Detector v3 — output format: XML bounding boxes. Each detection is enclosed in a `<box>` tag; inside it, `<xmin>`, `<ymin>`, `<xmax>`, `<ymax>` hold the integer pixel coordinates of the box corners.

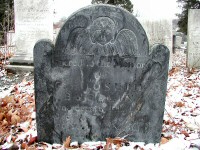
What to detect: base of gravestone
<box><xmin>6</xmin><ymin>52</ymin><xmax>34</xmax><ymax>72</ymax></box>
<box><xmin>5</xmin><ymin>65</ymin><xmax>34</xmax><ymax>73</ymax></box>
<box><xmin>9</xmin><ymin>53</ymin><xmax>33</xmax><ymax>65</ymax></box>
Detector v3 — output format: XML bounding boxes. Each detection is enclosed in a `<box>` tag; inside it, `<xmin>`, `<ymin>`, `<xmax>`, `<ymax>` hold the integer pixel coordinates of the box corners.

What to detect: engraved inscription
<box><xmin>34</xmin><ymin>4</ymin><xmax>169</xmax><ymax>144</ymax></box>
<box><xmin>14</xmin><ymin>0</ymin><xmax>53</xmax><ymax>63</ymax></box>
<box><xmin>61</xmin><ymin>55</ymin><xmax>144</xmax><ymax>68</ymax></box>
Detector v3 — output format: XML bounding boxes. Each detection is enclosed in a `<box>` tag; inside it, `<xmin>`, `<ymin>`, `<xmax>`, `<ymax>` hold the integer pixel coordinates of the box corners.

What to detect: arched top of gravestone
<box><xmin>54</xmin><ymin>4</ymin><xmax>149</xmax><ymax>59</ymax></box>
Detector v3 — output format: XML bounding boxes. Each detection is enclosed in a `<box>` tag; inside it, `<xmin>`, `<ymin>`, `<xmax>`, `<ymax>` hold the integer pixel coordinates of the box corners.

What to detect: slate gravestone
<box><xmin>187</xmin><ymin>9</ymin><xmax>200</xmax><ymax>68</ymax></box>
<box><xmin>34</xmin><ymin>5</ymin><xmax>169</xmax><ymax>144</ymax></box>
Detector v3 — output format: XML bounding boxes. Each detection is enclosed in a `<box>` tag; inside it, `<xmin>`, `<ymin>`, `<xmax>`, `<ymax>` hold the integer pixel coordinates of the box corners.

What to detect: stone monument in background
<box><xmin>139</xmin><ymin>19</ymin><xmax>173</xmax><ymax>70</ymax></box>
<box><xmin>8</xmin><ymin>0</ymin><xmax>53</xmax><ymax>69</ymax></box>
<box><xmin>187</xmin><ymin>9</ymin><xmax>200</xmax><ymax>69</ymax></box>
<box><xmin>174</xmin><ymin>36</ymin><xmax>182</xmax><ymax>49</ymax></box>
<box><xmin>34</xmin><ymin>5</ymin><xmax>169</xmax><ymax>144</ymax></box>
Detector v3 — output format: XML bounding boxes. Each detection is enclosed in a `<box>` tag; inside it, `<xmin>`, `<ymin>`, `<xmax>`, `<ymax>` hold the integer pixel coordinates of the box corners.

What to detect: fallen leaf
<box><xmin>63</xmin><ymin>136</ymin><xmax>71</xmax><ymax>148</ymax></box>
<box><xmin>112</xmin><ymin>138</ymin><xmax>123</xmax><ymax>145</ymax></box>
<box><xmin>174</xmin><ymin>102</ymin><xmax>185</xmax><ymax>107</ymax></box>
<box><xmin>0</xmin><ymin>112</ymin><xmax>4</xmax><ymax>121</ymax></box>
<box><xmin>181</xmin><ymin>130</ymin><xmax>190</xmax><ymax>137</ymax></box>
<box><xmin>104</xmin><ymin>138</ymin><xmax>113</xmax><ymax>150</ymax></box>
<box><xmin>133</xmin><ymin>145</ymin><xmax>144</xmax><ymax>150</ymax></box>
<box><xmin>11</xmin><ymin>136</ymin><xmax>17</xmax><ymax>142</ymax></box>
<box><xmin>11</xmin><ymin>114</ymin><xmax>20</xmax><ymax>125</ymax></box>
<box><xmin>169</xmin><ymin>67</ymin><xmax>179</xmax><ymax>76</ymax></box>
<box><xmin>184</xmin><ymin>93</ymin><xmax>192</xmax><ymax>97</ymax></box>
<box><xmin>160</xmin><ymin>137</ymin><xmax>169</xmax><ymax>145</ymax></box>
<box><xmin>2</xmin><ymin>119</ymin><xmax>8</xmax><ymax>126</ymax></box>
<box><xmin>26</xmin><ymin>81</ymin><xmax>32</xmax><ymax>86</ymax></box>
<box><xmin>28</xmin><ymin>134</ymin><xmax>37</xmax><ymax>145</ymax></box>
<box><xmin>21</xmin><ymin>142</ymin><xmax>28</xmax><ymax>149</ymax></box>
<box><xmin>5</xmin><ymin>113</ymin><xmax>11</xmax><ymax>124</ymax></box>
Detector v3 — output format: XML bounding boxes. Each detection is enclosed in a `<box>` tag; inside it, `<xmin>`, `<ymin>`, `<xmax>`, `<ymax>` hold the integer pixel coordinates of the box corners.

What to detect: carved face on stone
<box><xmin>89</xmin><ymin>17</ymin><xmax>115</xmax><ymax>45</ymax></box>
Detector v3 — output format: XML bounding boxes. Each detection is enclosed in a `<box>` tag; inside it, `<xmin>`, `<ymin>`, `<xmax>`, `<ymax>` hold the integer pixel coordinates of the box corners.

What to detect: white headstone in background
<box><xmin>7</xmin><ymin>31</ymin><xmax>15</xmax><ymax>47</ymax></box>
<box><xmin>175</xmin><ymin>36</ymin><xmax>182</xmax><ymax>48</ymax></box>
<box><xmin>187</xmin><ymin>9</ymin><xmax>200</xmax><ymax>69</ymax></box>
<box><xmin>11</xmin><ymin>0</ymin><xmax>53</xmax><ymax>64</ymax></box>
<box><xmin>139</xmin><ymin>19</ymin><xmax>173</xmax><ymax>69</ymax></box>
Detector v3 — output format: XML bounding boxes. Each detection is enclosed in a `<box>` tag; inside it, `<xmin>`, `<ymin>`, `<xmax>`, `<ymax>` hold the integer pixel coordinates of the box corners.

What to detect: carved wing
<box><xmin>34</xmin><ymin>40</ymin><xmax>54</xmax><ymax>143</ymax></box>
<box><xmin>114</xmin><ymin>29</ymin><xmax>138</xmax><ymax>56</ymax></box>
<box><xmin>140</xmin><ymin>44</ymin><xmax>170</xmax><ymax>87</ymax></box>
<box><xmin>65</xmin><ymin>27</ymin><xmax>96</xmax><ymax>55</ymax></box>
<box><xmin>151</xmin><ymin>44</ymin><xmax>169</xmax><ymax>64</ymax></box>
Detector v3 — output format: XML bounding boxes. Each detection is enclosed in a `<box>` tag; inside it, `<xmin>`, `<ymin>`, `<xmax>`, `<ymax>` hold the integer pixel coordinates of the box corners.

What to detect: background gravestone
<box><xmin>34</xmin><ymin>4</ymin><xmax>169</xmax><ymax>144</ymax></box>
<box><xmin>187</xmin><ymin>9</ymin><xmax>200</xmax><ymax>69</ymax></box>
<box><xmin>174</xmin><ymin>36</ymin><xmax>182</xmax><ymax>49</ymax></box>
<box><xmin>10</xmin><ymin>0</ymin><xmax>53</xmax><ymax>65</ymax></box>
<box><xmin>139</xmin><ymin>19</ymin><xmax>173</xmax><ymax>70</ymax></box>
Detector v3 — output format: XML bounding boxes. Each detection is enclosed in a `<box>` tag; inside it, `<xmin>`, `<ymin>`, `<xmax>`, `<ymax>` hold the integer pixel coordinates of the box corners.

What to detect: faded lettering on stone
<box><xmin>34</xmin><ymin>4</ymin><xmax>169</xmax><ymax>144</ymax></box>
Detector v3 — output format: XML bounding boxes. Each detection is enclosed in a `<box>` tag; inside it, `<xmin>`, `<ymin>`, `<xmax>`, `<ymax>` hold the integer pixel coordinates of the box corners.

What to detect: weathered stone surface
<box><xmin>174</xmin><ymin>36</ymin><xmax>182</xmax><ymax>48</ymax></box>
<box><xmin>187</xmin><ymin>9</ymin><xmax>200</xmax><ymax>68</ymax></box>
<box><xmin>139</xmin><ymin>19</ymin><xmax>173</xmax><ymax>70</ymax></box>
<box><xmin>10</xmin><ymin>0</ymin><xmax>53</xmax><ymax>64</ymax></box>
<box><xmin>34</xmin><ymin>5</ymin><xmax>169</xmax><ymax>144</ymax></box>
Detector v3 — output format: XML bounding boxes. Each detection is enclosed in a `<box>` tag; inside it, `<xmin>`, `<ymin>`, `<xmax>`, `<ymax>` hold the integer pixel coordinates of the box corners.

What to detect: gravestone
<box><xmin>187</xmin><ymin>9</ymin><xmax>200</xmax><ymax>68</ymax></box>
<box><xmin>174</xmin><ymin>36</ymin><xmax>182</xmax><ymax>49</ymax></box>
<box><xmin>10</xmin><ymin>0</ymin><xmax>53</xmax><ymax>64</ymax></box>
<box><xmin>139</xmin><ymin>19</ymin><xmax>173</xmax><ymax>70</ymax></box>
<box><xmin>7</xmin><ymin>31</ymin><xmax>15</xmax><ymax>47</ymax></box>
<box><xmin>34</xmin><ymin>5</ymin><xmax>170</xmax><ymax>144</ymax></box>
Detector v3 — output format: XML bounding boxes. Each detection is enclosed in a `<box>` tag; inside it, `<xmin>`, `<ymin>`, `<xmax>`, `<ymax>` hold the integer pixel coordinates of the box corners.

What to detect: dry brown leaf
<box><xmin>168</xmin><ymin>67</ymin><xmax>179</xmax><ymax>76</ymax></box>
<box><xmin>175</xmin><ymin>102</ymin><xmax>185</xmax><ymax>107</ymax></box>
<box><xmin>7</xmin><ymin>108</ymin><xmax>14</xmax><ymax>116</ymax></box>
<box><xmin>3</xmin><ymin>96</ymin><xmax>14</xmax><ymax>103</ymax></box>
<box><xmin>183</xmin><ymin>93</ymin><xmax>192</xmax><ymax>97</ymax></box>
<box><xmin>5</xmin><ymin>114</ymin><xmax>11</xmax><ymax>124</ymax></box>
<box><xmin>11</xmin><ymin>136</ymin><xmax>17</xmax><ymax>142</ymax></box>
<box><xmin>21</xmin><ymin>142</ymin><xmax>28</xmax><ymax>149</ymax></box>
<box><xmin>26</xmin><ymin>81</ymin><xmax>32</xmax><ymax>86</ymax></box>
<box><xmin>104</xmin><ymin>138</ymin><xmax>113</xmax><ymax>150</ymax></box>
<box><xmin>1</xmin><ymin>97</ymin><xmax>12</xmax><ymax>107</ymax></box>
<box><xmin>13</xmin><ymin>86</ymin><xmax>20</xmax><ymax>94</ymax></box>
<box><xmin>104</xmin><ymin>137</ymin><xmax>129</xmax><ymax>149</ymax></box>
<box><xmin>0</xmin><ymin>112</ymin><xmax>4</xmax><ymax>121</ymax></box>
<box><xmin>1</xmin><ymin>101</ymin><xmax>7</xmax><ymax>107</ymax></box>
<box><xmin>133</xmin><ymin>145</ymin><xmax>144</xmax><ymax>150</ymax></box>
<box><xmin>11</xmin><ymin>114</ymin><xmax>20</xmax><ymax>125</ymax></box>
<box><xmin>28</xmin><ymin>134</ymin><xmax>37</xmax><ymax>145</ymax></box>
<box><xmin>18</xmin><ymin>98</ymin><xmax>24</xmax><ymax>106</ymax></box>
<box><xmin>160</xmin><ymin>137</ymin><xmax>169</xmax><ymax>145</ymax></box>
<box><xmin>20</xmin><ymin>106</ymin><xmax>30</xmax><ymax>116</ymax></box>
<box><xmin>181</xmin><ymin>130</ymin><xmax>190</xmax><ymax>137</ymax></box>
<box><xmin>63</xmin><ymin>136</ymin><xmax>71</xmax><ymax>148</ymax></box>
<box><xmin>112</xmin><ymin>138</ymin><xmax>123</xmax><ymax>145</ymax></box>
<box><xmin>2</xmin><ymin>119</ymin><xmax>8</xmax><ymax>126</ymax></box>
<box><xmin>27</xmin><ymin>96</ymin><xmax>34</xmax><ymax>103</ymax></box>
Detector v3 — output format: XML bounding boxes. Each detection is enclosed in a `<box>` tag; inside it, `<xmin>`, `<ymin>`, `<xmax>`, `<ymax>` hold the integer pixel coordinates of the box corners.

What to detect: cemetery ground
<box><xmin>0</xmin><ymin>50</ymin><xmax>200</xmax><ymax>150</ymax></box>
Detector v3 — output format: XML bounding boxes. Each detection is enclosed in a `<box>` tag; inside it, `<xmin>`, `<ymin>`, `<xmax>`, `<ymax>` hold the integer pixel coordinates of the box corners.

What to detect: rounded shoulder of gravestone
<box><xmin>53</xmin><ymin>4</ymin><xmax>150</xmax><ymax>57</ymax></box>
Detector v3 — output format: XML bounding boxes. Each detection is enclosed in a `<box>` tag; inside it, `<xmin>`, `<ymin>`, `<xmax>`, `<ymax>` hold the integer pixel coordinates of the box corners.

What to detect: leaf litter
<box><xmin>0</xmin><ymin>50</ymin><xmax>200</xmax><ymax>150</ymax></box>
